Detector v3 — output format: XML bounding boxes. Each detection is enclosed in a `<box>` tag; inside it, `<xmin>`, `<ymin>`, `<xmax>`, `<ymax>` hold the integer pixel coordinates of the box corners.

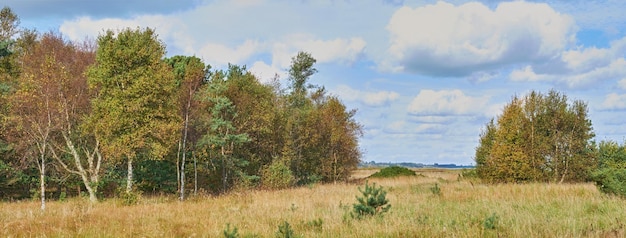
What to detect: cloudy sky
<box><xmin>7</xmin><ymin>0</ymin><xmax>626</xmax><ymax>165</ymax></box>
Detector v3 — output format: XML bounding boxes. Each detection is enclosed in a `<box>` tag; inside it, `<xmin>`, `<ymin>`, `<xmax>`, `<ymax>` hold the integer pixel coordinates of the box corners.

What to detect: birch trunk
<box><xmin>180</xmin><ymin>91</ymin><xmax>192</xmax><ymax>200</ymax></box>
<box><xmin>39</xmin><ymin>151</ymin><xmax>46</xmax><ymax>211</ymax></box>
<box><xmin>126</xmin><ymin>157</ymin><xmax>134</xmax><ymax>193</ymax></box>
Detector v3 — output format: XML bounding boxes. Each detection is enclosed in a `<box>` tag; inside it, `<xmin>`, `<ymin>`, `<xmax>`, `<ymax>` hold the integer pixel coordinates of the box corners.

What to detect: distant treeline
<box><xmin>360</xmin><ymin>161</ymin><xmax>474</xmax><ymax>169</ymax></box>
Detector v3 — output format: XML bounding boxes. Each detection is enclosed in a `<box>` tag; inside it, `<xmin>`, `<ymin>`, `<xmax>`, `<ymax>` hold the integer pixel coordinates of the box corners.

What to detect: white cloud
<box><xmin>60</xmin><ymin>0</ymin><xmax>366</xmax><ymax>68</ymax></box>
<box><xmin>197</xmin><ymin>40</ymin><xmax>261</xmax><ymax>67</ymax></box>
<box><xmin>510</xmin><ymin>36</ymin><xmax>626</xmax><ymax>88</ymax></box>
<box><xmin>248</xmin><ymin>61</ymin><xmax>287</xmax><ymax>84</ymax></box>
<box><xmin>468</xmin><ymin>71</ymin><xmax>499</xmax><ymax>83</ymax></box>
<box><xmin>510</xmin><ymin>65</ymin><xmax>551</xmax><ymax>82</ymax></box>
<box><xmin>59</xmin><ymin>15</ymin><xmax>199</xmax><ymax>57</ymax></box>
<box><xmin>601</xmin><ymin>93</ymin><xmax>626</xmax><ymax>110</ymax></box>
<box><xmin>384</xmin><ymin>121</ymin><xmax>446</xmax><ymax>135</ymax></box>
<box><xmin>407</xmin><ymin>89</ymin><xmax>490</xmax><ymax>116</ymax></box>
<box><xmin>271</xmin><ymin>34</ymin><xmax>366</xmax><ymax>68</ymax></box>
<box><xmin>385</xmin><ymin>1</ymin><xmax>576</xmax><ymax>76</ymax></box>
<box><xmin>618</xmin><ymin>79</ymin><xmax>626</xmax><ymax>90</ymax></box>
<box><xmin>334</xmin><ymin>85</ymin><xmax>399</xmax><ymax>107</ymax></box>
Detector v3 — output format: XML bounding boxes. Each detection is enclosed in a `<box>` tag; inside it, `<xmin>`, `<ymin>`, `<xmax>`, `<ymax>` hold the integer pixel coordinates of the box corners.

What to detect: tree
<box><xmin>0</xmin><ymin>7</ymin><xmax>19</xmax><ymax>197</ymax></box>
<box><xmin>87</xmin><ymin>28</ymin><xmax>180</xmax><ymax>193</ymax></box>
<box><xmin>590</xmin><ymin>140</ymin><xmax>626</xmax><ymax>197</ymax></box>
<box><xmin>0</xmin><ymin>6</ymin><xmax>20</xmax><ymax>151</ymax></box>
<box><xmin>475</xmin><ymin>119</ymin><xmax>496</xmax><ymax>179</ymax></box>
<box><xmin>318</xmin><ymin>96</ymin><xmax>362</xmax><ymax>182</ymax></box>
<box><xmin>475</xmin><ymin>90</ymin><xmax>595</xmax><ymax>183</ymax></box>
<box><xmin>486</xmin><ymin>97</ymin><xmax>534</xmax><ymax>182</ymax></box>
<box><xmin>197</xmin><ymin>66</ymin><xmax>249</xmax><ymax>193</ymax></box>
<box><xmin>164</xmin><ymin>55</ymin><xmax>207</xmax><ymax>200</ymax></box>
<box><xmin>6</xmin><ymin>32</ymin><xmax>100</xmax><ymax>206</ymax></box>
<box><xmin>283</xmin><ymin>52</ymin><xmax>318</xmax><ymax>183</ymax></box>
<box><xmin>222</xmin><ymin>65</ymin><xmax>278</xmax><ymax>178</ymax></box>
<box><xmin>6</xmin><ymin>31</ymin><xmax>63</xmax><ymax>210</ymax></box>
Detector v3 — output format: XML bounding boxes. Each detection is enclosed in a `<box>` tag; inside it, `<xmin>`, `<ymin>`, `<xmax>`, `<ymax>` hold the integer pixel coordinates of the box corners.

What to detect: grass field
<box><xmin>1</xmin><ymin>168</ymin><xmax>625</xmax><ymax>237</ymax></box>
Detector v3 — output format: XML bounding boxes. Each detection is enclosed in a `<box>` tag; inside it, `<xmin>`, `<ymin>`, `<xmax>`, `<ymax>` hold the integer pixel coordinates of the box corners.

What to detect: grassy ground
<box><xmin>1</xmin><ymin>169</ymin><xmax>625</xmax><ymax>237</ymax></box>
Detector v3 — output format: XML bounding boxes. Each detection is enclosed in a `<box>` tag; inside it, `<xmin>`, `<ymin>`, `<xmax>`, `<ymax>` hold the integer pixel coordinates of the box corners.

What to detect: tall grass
<box><xmin>1</xmin><ymin>169</ymin><xmax>624</xmax><ymax>237</ymax></box>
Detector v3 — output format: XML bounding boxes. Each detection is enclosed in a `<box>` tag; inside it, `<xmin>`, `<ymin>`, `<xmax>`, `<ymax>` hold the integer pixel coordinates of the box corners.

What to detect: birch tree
<box><xmin>165</xmin><ymin>55</ymin><xmax>207</xmax><ymax>200</ymax></box>
<box><xmin>7</xmin><ymin>32</ymin><xmax>62</xmax><ymax>211</ymax></box>
<box><xmin>87</xmin><ymin>28</ymin><xmax>180</xmax><ymax>193</ymax></box>
<box><xmin>475</xmin><ymin>90</ymin><xmax>595</xmax><ymax>183</ymax></box>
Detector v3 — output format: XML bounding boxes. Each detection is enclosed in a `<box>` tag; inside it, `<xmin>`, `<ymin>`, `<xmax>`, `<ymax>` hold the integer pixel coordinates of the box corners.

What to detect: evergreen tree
<box><xmin>197</xmin><ymin>66</ymin><xmax>249</xmax><ymax>193</ymax></box>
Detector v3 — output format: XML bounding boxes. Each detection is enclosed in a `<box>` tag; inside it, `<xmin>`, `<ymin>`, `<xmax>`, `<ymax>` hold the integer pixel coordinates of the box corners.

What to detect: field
<box><xmin>1</xmin><ymin>168</ymin><xmax>625</xmax><ymax>237</ymax></box>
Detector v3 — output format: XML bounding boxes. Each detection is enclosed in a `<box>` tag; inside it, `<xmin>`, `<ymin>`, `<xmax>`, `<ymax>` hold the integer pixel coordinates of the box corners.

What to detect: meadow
<box><xmin>1</xmin><ymin>168</ymin><xmax>625</xmax><ymax>237</ymax></box>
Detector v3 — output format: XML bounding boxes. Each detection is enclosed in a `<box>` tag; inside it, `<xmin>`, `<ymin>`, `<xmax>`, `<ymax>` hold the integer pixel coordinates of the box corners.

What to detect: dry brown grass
<box><xmin>1</xmin><ymin>169</ymin><xmax>625</xmax><ymax>237</ymax></box>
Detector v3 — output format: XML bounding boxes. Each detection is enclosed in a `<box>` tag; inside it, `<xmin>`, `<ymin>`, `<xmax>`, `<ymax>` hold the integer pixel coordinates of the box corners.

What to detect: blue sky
<box><xmin>7</xmin><ymin>0</ymin><xmax>626</xmax><ymax>165</ymax></box>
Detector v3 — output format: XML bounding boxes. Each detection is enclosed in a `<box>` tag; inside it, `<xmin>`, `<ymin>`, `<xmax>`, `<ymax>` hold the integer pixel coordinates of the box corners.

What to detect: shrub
<box><xmin>591</xmin><ymin>168</ymin><xmax>626</xmax><ymax>197</ymax></box>
<box><xmin>305</xmin><ymin>218</ymin><xmax>323</xmax><ymax>231</ymax></box>
<box><xmin>275</xmin><ymin>221</ymin><xmax>296</xmax><ymax>238</ymax></box>
<box><xmin>352</xmin><ymin>181</ymin><xmax>391</xmax><ymax>219</ymax></box>
<box><xmin>369</xmin><ymin>166</ymin><xmax>416</xmax><ymax>178</ymax></box>
<box><xmin>483</xmin><ymin>213</ymin><xmax>498</xmax><ymax>230</ymax></box>
<box><xmin>223</xmin><ymin>223</ymin><xmax>239</xmax><ymax>238</ymax></box>
<box><xmin>261</xmin><ymin>159</ymin><xmax>295</xmax><ymax>190</ymax></box>
<box><xmin>117</xmin><ymin>188</ymin><xmax>142</xmax><ymax>206</ymax></box>
<box><xmin>430</xmin><ymin>183</ymin><xmax>441</xmax><ymax>196</ymax></box>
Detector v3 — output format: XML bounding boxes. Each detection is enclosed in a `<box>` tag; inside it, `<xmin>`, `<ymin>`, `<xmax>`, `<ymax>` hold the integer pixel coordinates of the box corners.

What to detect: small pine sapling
<box><xmin>223</xmin><ymin>223</ymin><xmax>239</xmax><ymax>238</ymax></box>
<box><xmin>276</xmin><ymin>221</ymin><xmax>296</xmax><ymax>238</ymax></box>
<box><xmin>352</xmin><ymin>181</ymin><xmax>391</xmax><ymax>219</ymax></box>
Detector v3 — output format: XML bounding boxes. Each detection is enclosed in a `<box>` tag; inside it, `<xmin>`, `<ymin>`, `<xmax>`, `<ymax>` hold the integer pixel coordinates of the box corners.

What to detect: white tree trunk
<box><xmin>194</xmin><ymin>152</ymin><xmax>197</xmax><ymax>196</ymax></box>
<box><xmin>126</xmin><ymin>157</ymin><xmax>133</xmax><ymax>193</ymax></box>
<box><xmin>40</xmin><ymin>154</ymin><xmax>45</xmax><ymax>211</ymax></box>
<box><xmin>180</xmin><ymin>95</ymin><xmax>191</xmax><ymax>200</ymax></box>
<box><xmin>51</xmin><ymin>134</ymin><xmax>102</xmax><ymax>203</ymax></box>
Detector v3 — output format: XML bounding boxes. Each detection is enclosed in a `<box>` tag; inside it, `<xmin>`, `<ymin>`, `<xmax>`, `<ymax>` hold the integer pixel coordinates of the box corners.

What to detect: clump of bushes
<box><xmin>370</xmin><ymin>166</ymin><xmax>416</xmax><ymax>178</ymax></box>
<box><xmin>591</xmin><ymin>168</ymin><xmax>626</xmax><ymax>198</ymax></box>
<box><xmin>261</xmin><ymin>159</ymin><xmax>295</xmax><ymax>190</ymax></box>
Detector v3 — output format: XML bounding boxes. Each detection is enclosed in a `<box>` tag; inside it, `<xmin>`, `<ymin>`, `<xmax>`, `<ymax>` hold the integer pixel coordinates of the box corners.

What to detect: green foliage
<box><xmin>370</xmin><ymin>166</ymin><xmax>416</xmax><ymax>178</ymax></box>
<box><xmin>591</xmin><ymin>168</ymin><xmax>626</xmax><ymax>197</ymax></box>
<box><xmin>305</xmin><ymin>218</ymin><xmax>323</xmax><ymax>231</ymax></box>
<box><xmin>87</xmin><ymin>27</ymin><xmax>180</xmax><ymax>192</ymax></box>
<box><xmin>135</xmin><ymin>160</ymin><xmax>177</xmax><ymax>194</ymax></box>
<box><xmin>483</xmin><ymin>213</ymin><xmax>499</xmax><ymax>230</ymax></box>
<box><xmin>197</xmin><ymin>66</ymin><xmax>251</xmax><ymax>193</ymax></box>
<box><xmin>591</xmin><ymin>140</ymin><xmax>626</xmax><ymax>197</ymax></box>
<box><xmin>275</xmin><ymin>221</ymin><xmax>297</xmax><ymax>238</ymax></box>
<box><xmin>261</xmin><ymin>159</ymin><xmax>294</xmax><ymax>190</ymax></box>
<box><xmin>117</xmin><ymin>187</ymin><xmax>142</xmax><ymax>206</ymax></box>
<box><xmin>59</xmin><ymin>191</ymin><xmax>67</xmax><ymax>202</ymax></box>
<box><xmin>223</xmin><ymin>223</ymin><xmax>239</xmax><ymax>238</ymax></box>
<box><xmin>352</xmin><ymin>181</ymin><xmax>391</xmax><ymax>219</ymax></box>
<box><xmin>476</xmin><ymin>90</ymin><xmax>596</xmax><ymax>183</ymax></box>
<box><xmin>430</xmin><ymin>183</ymin><xmax>441</xmax><ymax>196</ymax></box>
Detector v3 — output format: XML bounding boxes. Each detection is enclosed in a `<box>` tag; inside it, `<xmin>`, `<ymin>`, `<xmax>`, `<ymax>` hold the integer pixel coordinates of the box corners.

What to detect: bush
<box><xmin>275</xmin><ymin>221</ymin><xmax>297</xmax><ymax>238</ymax></box>
<box><xmin>261</xmin><ymin>159</ymin><xmax>295</xmax><ymax>190</ymax></box>
<box><xmin>117</xmin><ymin>188</ymin><xmax>142</xmax><ymax>206</ymax></box>
<box><xmin>483</xmin><ymin>213</ymin><xmax>498</xmax><ymax>230</ymax></box>
<box><xmin>352</xmin><ymin>181</ymin><xmax>391</xmax><ymax>219</ymax></box>
<box><xmin>223</xmin><ymin>223</ymin><xmax>239</xmax><ymax>238</ymax></box>
<box><xmin>370</xmin><ymin>166</ymin><xmax>416</xmax><ymax>178</ymax></box>
<box><xmin>591</xmin><ymin>168</ymin><xmax>626</xmax><ymax>197</ymax></box>
<box><xmin>430</xmin><ymin>183</ymin><xmax>441</xmax><ymax>196</ymax></box>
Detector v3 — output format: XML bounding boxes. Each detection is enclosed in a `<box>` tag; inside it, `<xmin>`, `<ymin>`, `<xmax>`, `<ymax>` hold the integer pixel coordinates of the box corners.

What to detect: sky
<box><xmin>6</xmin><ymin>0</ymin><xmax>626</xmax><ymax>165</ymax></box>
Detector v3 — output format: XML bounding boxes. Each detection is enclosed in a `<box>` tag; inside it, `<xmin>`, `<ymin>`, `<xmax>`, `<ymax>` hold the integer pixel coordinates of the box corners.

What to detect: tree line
<box><xmin>475</xmin><ymin>89</ymin><xmax>626</xmax><ymax>195</ymax></box>
<box><xmin>0</xmin><ymin>7</ymin><xmax>362</xmax><ymax>208</ymax></box>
